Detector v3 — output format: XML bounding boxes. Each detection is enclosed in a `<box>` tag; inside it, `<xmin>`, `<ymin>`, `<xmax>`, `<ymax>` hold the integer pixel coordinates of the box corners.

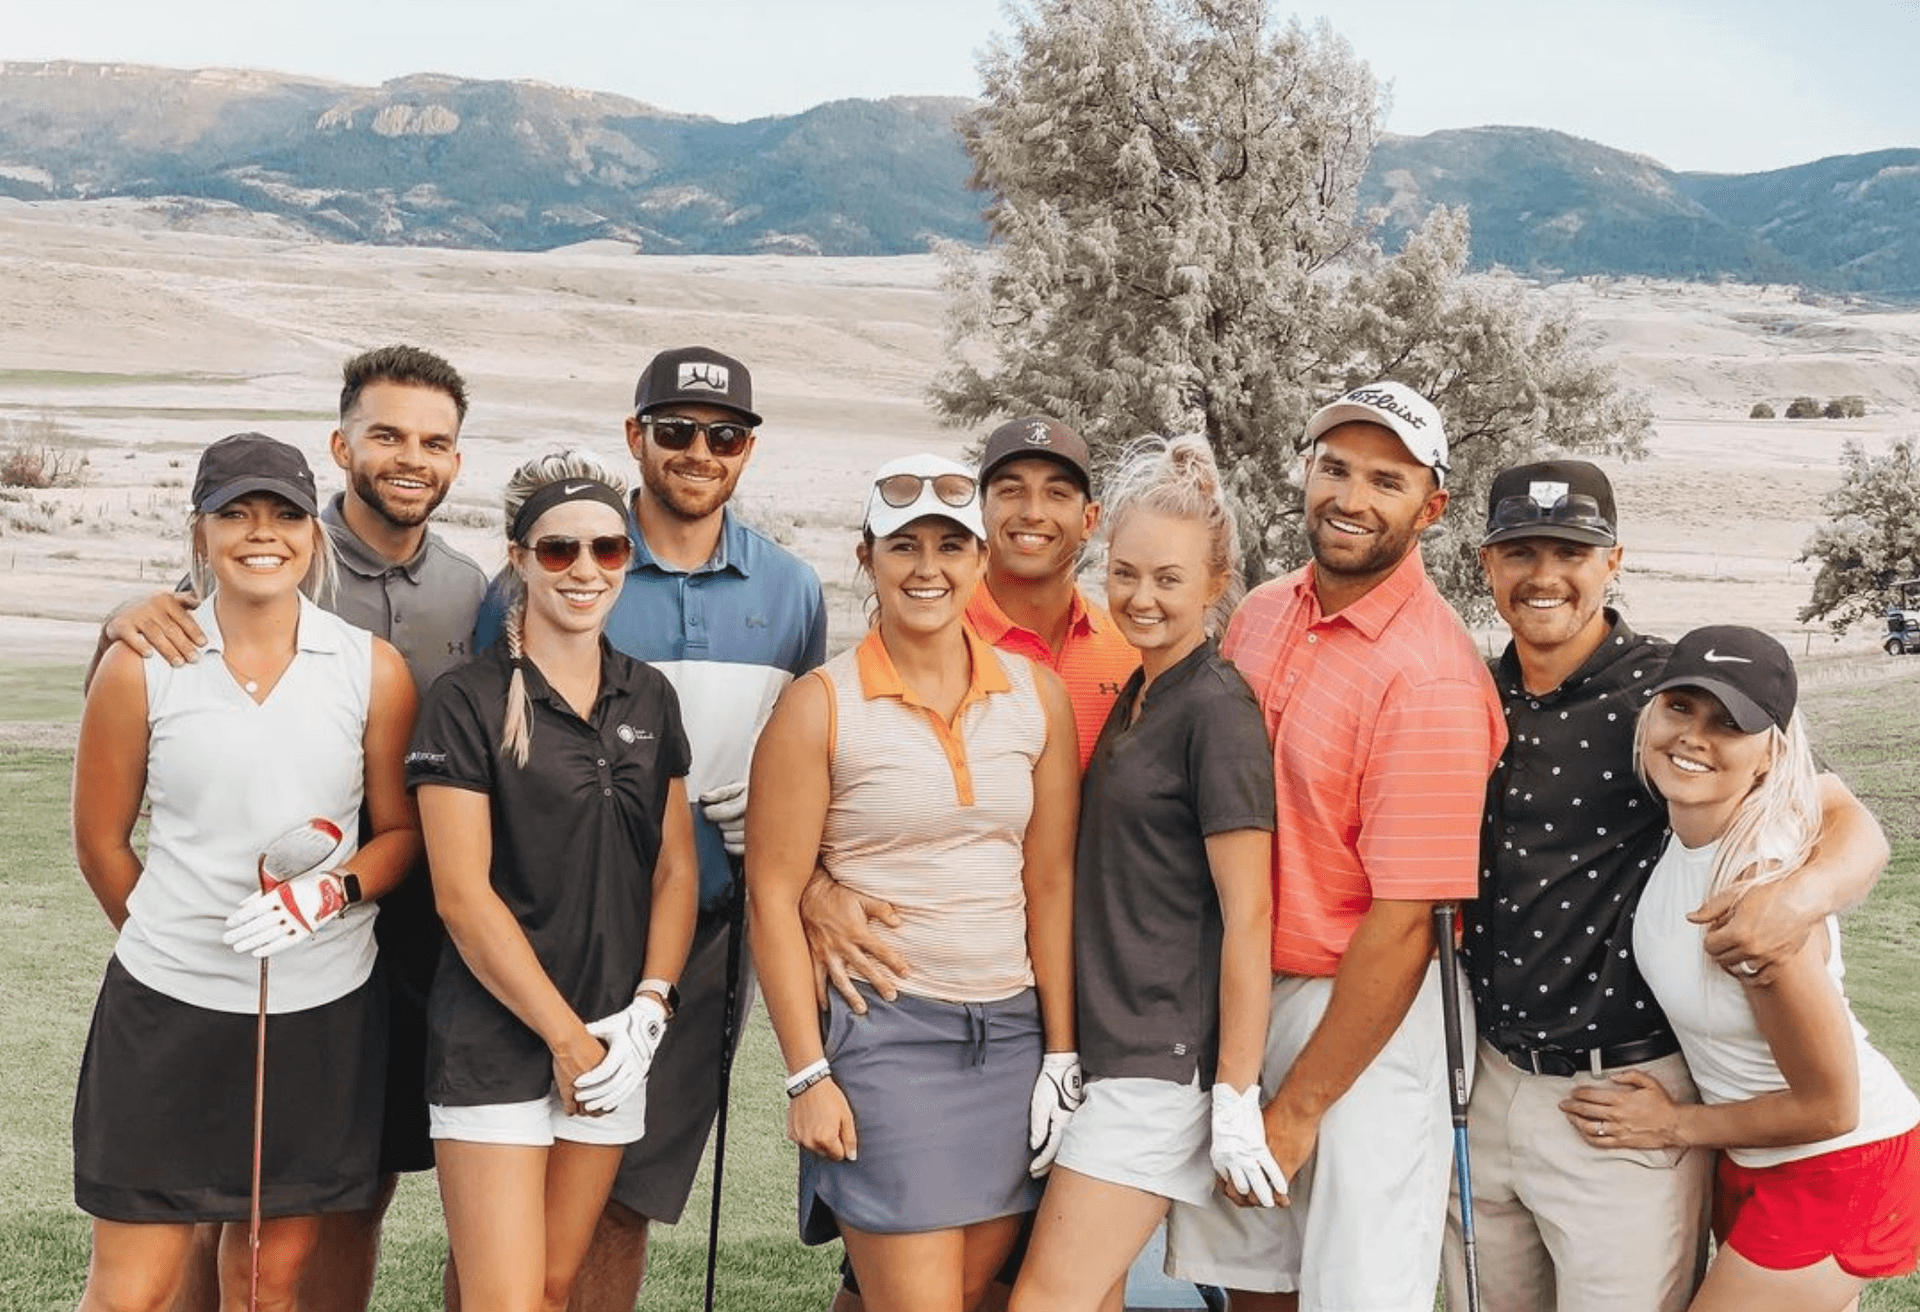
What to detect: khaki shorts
<box><xmin>1165</xmin><ymin>962</ymin><xmax>1459</xmax><ymax>1311</ymax></box>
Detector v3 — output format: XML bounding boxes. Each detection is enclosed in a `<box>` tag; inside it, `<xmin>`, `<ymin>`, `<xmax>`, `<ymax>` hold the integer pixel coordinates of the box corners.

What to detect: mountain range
<box><xmin>2</xmin><ymin>61</ymin><xmax>1915</xmax><ymax>297</ymax></box>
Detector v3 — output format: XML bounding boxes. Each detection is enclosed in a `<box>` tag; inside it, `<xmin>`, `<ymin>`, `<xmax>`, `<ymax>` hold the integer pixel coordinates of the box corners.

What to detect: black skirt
<box><xmin>73</xmin><ymin>955</ymin><xmax>387</xmax><ymax>1222</ymax></box>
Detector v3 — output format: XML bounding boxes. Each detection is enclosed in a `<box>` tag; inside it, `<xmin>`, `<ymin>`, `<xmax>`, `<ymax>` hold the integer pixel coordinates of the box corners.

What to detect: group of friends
<box><xmin>63</xmin><ymin>341</ymin><xmax>1920</xmax><ymax>1312</ymax></box>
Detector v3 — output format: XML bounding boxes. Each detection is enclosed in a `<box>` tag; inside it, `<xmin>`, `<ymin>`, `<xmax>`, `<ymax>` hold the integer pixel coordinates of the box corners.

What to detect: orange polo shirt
<box><xmin>966</xmin><ymin>583</ymin><xmax>1140</xmax><ymax>770</ymax></box>
<box><xmin>1222</xmin><ymin>548</ymin><xmax>1506</xmax><ymax>977</ymax></box>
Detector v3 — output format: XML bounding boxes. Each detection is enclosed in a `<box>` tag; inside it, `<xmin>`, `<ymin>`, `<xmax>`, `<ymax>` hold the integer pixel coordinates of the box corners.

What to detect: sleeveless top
<box><xmin>1635</xmin><ymin>837</ymin><xmax>1920</xmax><ymax>1168</ymax></box>
<box><xmin>814</xmin><ymin>628</ymin><xmax>1048</xmax><ymax>1004</ymax></box>
<box><xmin>116</xmin><ymin>594</ymin><xmax>377</xmax><ymax>1013</ymax></box>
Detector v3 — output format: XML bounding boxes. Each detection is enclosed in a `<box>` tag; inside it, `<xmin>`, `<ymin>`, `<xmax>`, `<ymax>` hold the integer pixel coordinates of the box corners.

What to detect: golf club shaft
<box><xmin>1432</xmin><ymin>903</ymin><xmax>1482</xmax><ymax>1312</ymax></box>
<box><xmin>250</xmin><ymin>958</ymin><xmax>268</xmax><ymax>1312</ymax></box>
<box><xmin>705</xmin><ymin>865</ymin><xmax>748</xmax><ymax>1312</ymax></box>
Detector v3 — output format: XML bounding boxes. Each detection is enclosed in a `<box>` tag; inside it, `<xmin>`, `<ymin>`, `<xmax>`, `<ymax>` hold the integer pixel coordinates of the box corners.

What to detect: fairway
<box><xmin>6</xmin><ymin>660</ymin><xmax>1919</xmax><ymax>1310</ymax></box>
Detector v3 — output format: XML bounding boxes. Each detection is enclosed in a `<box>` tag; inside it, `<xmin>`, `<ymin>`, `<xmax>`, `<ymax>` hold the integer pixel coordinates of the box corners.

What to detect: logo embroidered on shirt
<box><xmin>616</xmin><ymin>724</ymin><xmax>657</xmax><ymax>744</ymax></box>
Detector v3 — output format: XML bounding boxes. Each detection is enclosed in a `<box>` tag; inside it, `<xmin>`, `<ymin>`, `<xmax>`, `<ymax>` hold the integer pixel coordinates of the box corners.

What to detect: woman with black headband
<box><xmin>406</xmin><ymin>450</ymin><xmax>698</xmax><ymax>1310</ymax></box>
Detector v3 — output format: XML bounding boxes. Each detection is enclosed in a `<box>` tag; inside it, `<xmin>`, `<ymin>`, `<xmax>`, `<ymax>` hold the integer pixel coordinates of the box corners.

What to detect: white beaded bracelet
<box><xmin>784</xmin><ymin>1058</ymin><xmax>832</xmax><ymax>1098</ymax></box>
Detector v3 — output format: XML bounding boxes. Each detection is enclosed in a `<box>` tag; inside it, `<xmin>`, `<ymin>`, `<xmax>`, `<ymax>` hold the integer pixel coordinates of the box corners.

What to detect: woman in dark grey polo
<box><xmin>1010</xmin><ymin>435</ymin><xmax>1281</xmax><ymax>1312</ymax></box>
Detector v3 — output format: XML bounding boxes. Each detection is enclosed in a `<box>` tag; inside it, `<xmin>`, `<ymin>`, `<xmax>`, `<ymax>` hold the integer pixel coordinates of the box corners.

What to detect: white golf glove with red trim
<box><xmin>699</xmin><ymin>780</ymin><xmax>749</xmax><ymax>857</ymax></box>
<box><xmin>1210</xmin><ymin>1082</ymin><xmax>1287</xmax><ymax>1206</ymax></box>
<box><xmin>576</xmin><ymin>994</ymin><xmax>669</xmax><ymax>1114</ymax></box>
<box><xmin>1028</xmin><ymin>1050</ymin><xmax>1084</xmax><ymax>1177</ymax></box>
<box><xmin>223</xmin><ymin>869</ymin><xmax>351</xmax><ymax>958</ymax></box>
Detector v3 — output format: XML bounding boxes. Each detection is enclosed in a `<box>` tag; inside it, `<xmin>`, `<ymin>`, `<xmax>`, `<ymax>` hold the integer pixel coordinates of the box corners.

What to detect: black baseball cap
<box><xmin>1648</xmin><ymin>625</ymin><xmax>1798</xmax><ymax>734</ymax></box>
<box><xmin>1482</xmin><ymin>460</ymin><xmax>1618</xmax><ymax>548</ymax></box>
<box><xmin>978</xmin><ymin>416</ymin><xmax>1093</xmax><ymax>495</ymax></box>
<box><xmin>632</xmin><ymin>346</ymin><xmax>762</xmax><ymax>426</ymax></box>
<box><xmin>192</xmin><ymin>432</ymin><xmax>319</xmax><ymax>517</ymax></box>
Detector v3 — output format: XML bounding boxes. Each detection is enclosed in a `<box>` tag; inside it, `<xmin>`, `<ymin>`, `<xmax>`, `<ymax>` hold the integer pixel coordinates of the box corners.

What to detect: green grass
<box><xmin>5</xmin><ymin>671</ymin><xmax>1920</xmax><ymax>1309</ymax></box>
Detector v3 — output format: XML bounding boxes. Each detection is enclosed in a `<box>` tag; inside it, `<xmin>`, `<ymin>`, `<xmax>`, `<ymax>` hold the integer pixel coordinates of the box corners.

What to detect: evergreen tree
<box><xmin>931</xmin><ymin>0</ymin><xmax>1650</xmax><ymax>606</ymax></box>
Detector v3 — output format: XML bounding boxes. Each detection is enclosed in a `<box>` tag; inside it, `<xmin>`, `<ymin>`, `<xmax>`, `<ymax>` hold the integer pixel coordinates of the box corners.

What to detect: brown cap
<box><xmin>978</xmin><ymin>416</ymin><xmax>1092</xmax><ymax>494</ymax></box>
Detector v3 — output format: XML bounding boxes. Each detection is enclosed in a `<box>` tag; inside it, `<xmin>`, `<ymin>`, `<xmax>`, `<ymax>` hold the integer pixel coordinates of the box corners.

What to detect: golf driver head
<box><xmin>258</xmin><ymin>817</ymin><xmax>344</xmax><ymax>892</ymax></box>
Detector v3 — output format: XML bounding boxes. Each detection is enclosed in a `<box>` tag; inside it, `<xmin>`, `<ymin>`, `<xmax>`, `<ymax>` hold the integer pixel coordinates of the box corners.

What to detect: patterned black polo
<box><xmin>1463</xmin><ymin>612</ymin><xmax>1678</xmax><ymax>1054</ymax></box>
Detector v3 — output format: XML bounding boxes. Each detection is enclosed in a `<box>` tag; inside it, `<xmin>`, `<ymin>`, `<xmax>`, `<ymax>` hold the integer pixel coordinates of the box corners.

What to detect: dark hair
<box><xmin>339</xmin><ymin>345</ymin><xmax>469</xmax><ymax>425</ymax></box>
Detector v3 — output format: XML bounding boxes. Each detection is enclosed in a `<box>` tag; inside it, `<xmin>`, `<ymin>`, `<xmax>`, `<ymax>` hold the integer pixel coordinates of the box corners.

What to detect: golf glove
<box><xmin>576</xmin><ymin>994</ymin><xmax>669</xmax><ymax>1113</ymax></box>
<box><xmin>1209</xmin><ymin>1083</ymin><xmax>1287</xmax><ymax>1207</ymax></box>
<box><xmin>1028</xmin><ymin>1051</ymin><xmax>1084</xmax><ymax>1177</ymax></box>
<box><xmin>700</xmin><ymin>780</ymin><xmax>749</xmax><ymax>857</ymax></box>
<box><xmin>223</xmin><ymin>869</ymin><xmax>350</xmax><ymax>958</ymax></box>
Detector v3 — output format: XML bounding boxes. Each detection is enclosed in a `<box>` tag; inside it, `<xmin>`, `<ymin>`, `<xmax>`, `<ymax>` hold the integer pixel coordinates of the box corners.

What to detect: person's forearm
<box><xmin>749</xmin><ymin>904</ymin><xmax>831</xmax><ymax>1072</ymax></box>
<box><xmin>340</xmin><ymin>825</ymin><xmax>422</xmax><ymax>903</ymax></box>
<box><xmin>1024</xmin><ymin>867</ymin><xmax>1075</xmax><ymax>1051</ymax></box>
<box><xmin>1216</xmin><ymin>907</ymin><xmax>1272</xmax><ymax>1091</ymax></box>
<box><xmin>440</xmin><ymin>890</ymin><xmax>587</xmax><ymax>1048</ymax></box>
<box><xmin>642</xmin><ymin>852</ymin><xmax>698</xmax><ymax>991</ymax></box>
<box><xmin>76</xmin><ymin>846</ymin><xmax>141</xmax><ymax>930</ymax></box>
<box><xmin>1266</xmin><ymin>899</ymin><xmax>1433</xmax><ymax>1125</ymax></box>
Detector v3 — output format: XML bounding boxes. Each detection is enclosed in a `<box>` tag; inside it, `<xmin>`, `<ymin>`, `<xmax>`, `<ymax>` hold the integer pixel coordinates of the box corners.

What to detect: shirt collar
<box><xmin>198</xmin><ymin>592</ymin><xmax>342</xmax><ymax>656</ymax></box>
<box><xmin>626</xmin><ymin>501</ymin><xmax>754</xmax><ymax>580</ymax></box>
<box><xmin>853</xmin><ymin>624</ymin><xmax>1013</xmax><ymax>705</ymax></box>
<box><xmin>1495</xmin><ymin>607</ymin><xmax>1640</xmax><ymax>700</ymax></box>
<box><xmin>322</xmin><ymin>492</ymin><xmax>437</xmax><ymax>584</ymax></box>
<box><xmin>964</xmin><ymin>580</ymin><xmax>1105</xmax><ymax>645</ymax></box>
<box><xmin>1138</xmin><ymin>636</ymin><xmax>1219</xmax><ymax>706</ymax></box>
<box><xmin>519</xmin><ymin>637</ymin><xmax>636</xmax><ymax>712</ymax></box>
<box><xmin>1296</xmin><ymin>544</ymin><xmax>1429</xmax><ymax>641</ymax></box>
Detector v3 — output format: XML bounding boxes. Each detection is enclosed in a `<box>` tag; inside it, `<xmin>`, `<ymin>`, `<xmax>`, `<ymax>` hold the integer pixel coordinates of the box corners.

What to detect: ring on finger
<box><xmin>1737</xmin><ymin>960</ymin><xmax>1760</xmax><ymax>977</ymax></box>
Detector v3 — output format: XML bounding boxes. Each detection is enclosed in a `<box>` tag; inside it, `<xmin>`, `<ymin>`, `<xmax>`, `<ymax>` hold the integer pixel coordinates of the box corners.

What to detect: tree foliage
<box><xmin>1750</xmin><ymin>402</ymin><xmax>1775</xmax><ymax>419</ymax></box>
<box><xmin>1799</xmin><ymin>437</ymin><xmax>1920</xmax><ymax>632</ymax></box>
<box><xmin>931</xmin><ymin>0</ymin><xmax>1652</xmax><ymax>609</ymax></box>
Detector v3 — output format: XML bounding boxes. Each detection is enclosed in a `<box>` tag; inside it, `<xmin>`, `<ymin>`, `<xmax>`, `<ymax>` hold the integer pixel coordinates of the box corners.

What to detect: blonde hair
<box><xmin>497</xmin><ymin>449</ymin><xmax>630</xmax><ymax>767</ymax></box>
<box><xmin>186</xmin><ymin>506</ymin><xmax>337</xmax><ymax>606</ymax></box>
<box><xmin>1098</xmin><ymin>433</ymin><xmax>1244</xmax><ymax>633</ymax></box>
<box><xmin>1632</xmin><ymin>697</ymin><xmax>1821</xmax><ymax>902</ymax></box>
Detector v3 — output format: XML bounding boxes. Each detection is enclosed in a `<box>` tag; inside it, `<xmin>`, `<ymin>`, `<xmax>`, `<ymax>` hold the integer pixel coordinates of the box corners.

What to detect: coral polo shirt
<box><xmin>1223</xmin><ymin>548</ymin><xmax>1505</xmax><ymax>977</ymax></box>
<box><xmin>966</xmin><ymin>582</ymin><xmax>1139</xmax><ymax>770</ymax></box>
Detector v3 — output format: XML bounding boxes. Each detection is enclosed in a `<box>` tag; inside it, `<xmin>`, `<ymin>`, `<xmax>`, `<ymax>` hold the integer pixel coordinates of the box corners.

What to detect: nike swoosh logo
<box><xmin>563</xmin><ymin>482</ymin><xmax>594</xmax><ymax>495</ymax></box>
<box><xmin>1701</xmin><ymin>650</ymin><xmax>1751</xmax><ymax>663</ymax></box>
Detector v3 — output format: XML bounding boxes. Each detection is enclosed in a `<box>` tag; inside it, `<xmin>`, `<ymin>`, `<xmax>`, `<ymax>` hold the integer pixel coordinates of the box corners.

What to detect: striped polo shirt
<box><xmin>812</xmin><ymin>626</ymin><xmax>1048</xmax><ymax>1004</ymax></box>
<box><xmin>1223</xmin><ymin>547</ymin><xmax>1505</xmax><ymax>977</ymax></box>
<box><xmin>965</xmin><ymin>582</ymin><xmax>1138</xmax><ymax>770</ymax></box>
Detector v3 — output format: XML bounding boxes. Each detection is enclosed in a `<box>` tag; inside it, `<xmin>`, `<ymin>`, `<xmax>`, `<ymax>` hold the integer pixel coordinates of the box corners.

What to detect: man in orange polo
<box><xmin>1163</xmin><ymin>383</ymin><xmax>1505</xmax><ymax>1312</ymax></box>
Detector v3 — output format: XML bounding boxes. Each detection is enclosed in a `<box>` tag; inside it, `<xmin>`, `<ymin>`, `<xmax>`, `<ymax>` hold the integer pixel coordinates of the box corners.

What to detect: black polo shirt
<box><xmin>1463</xmin><ymin>612</ymin><xmax>1677</xmax><ymax>1055</ymax></box>
<box><xmin>406</xmin><ymin>641</ymin><xmax>691</xmax><ymax>1105</ymax></box>
<box><xmin>1075</xmin><ymin>639</ymin><xmax>1276</xmax><ymax>1086</ymax></box>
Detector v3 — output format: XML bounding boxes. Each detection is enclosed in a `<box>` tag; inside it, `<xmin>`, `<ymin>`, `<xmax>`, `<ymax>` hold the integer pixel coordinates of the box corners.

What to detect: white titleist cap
<box><xmin>1305</xmin><ymin>381</ymin><xmax>1449</xmax><ymax>484</ymax></box>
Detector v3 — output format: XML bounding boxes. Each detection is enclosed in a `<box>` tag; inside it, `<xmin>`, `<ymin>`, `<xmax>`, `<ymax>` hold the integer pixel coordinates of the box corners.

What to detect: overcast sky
<box><xmin>7</xmin><ymin>0</ymin><xmax>1917</xmax><ymax>173</ymax></box>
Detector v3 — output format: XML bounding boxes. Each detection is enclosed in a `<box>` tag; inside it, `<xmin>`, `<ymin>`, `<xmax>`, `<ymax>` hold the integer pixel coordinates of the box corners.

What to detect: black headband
<box><xmin>509</xmin><ymin>477</ymin><xmax>630</xmax><ymax>543</ymax></box>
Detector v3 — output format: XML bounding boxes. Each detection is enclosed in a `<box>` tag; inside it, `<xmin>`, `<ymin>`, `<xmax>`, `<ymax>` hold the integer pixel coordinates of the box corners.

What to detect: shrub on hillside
<box><xmin>1750</xmin><ymin>402</ymin><xmax>1775</xmax><ymax>419</ymax></box>
<box><xmin>1785</xmin><ymin>396</ymin><xmax>1823</xmax><ymax>419</ymax></box>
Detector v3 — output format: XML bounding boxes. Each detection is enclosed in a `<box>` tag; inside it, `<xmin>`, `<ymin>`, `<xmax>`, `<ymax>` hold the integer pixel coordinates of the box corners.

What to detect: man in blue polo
<box><xmin>475</xmin><ymin>345</ymin><xmax>826</xmax><ymax>1311</ymax></box>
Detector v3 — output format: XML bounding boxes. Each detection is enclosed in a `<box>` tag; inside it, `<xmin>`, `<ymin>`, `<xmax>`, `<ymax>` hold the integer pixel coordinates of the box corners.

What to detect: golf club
<box><xmin>1432</xmin><ymin>902</ymin><xmax>1482</xmax><ymax>1312</ymax></box>
<box><xmin>248</xmin><ymin>817</ymin><xmax>345</xmax><ymax>1312</ymax></box>
<box><xmin>704</xmin><ymin>859</ymin><xmax>748</xmax><ymax>1312</ymax></box>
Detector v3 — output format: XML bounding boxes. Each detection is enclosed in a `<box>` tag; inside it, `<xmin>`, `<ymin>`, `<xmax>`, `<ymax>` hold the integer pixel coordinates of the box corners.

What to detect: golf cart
<box><xmin>1885</xmin><ymin>579</ymin><xmax>1920</xmax><ymax>655</ymax></box>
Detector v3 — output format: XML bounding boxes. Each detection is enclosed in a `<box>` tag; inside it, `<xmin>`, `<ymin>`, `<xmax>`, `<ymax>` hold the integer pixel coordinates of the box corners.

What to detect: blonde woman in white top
<box><xmin>748</xmin><ymin>454</ymin><xmax>1080</xmax><ymax>1312</ymax></box>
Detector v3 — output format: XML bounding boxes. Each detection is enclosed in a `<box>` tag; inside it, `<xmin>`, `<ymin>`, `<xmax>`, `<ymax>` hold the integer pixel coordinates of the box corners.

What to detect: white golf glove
<box><xmin>1209</xmin><ymin>1083</ymin><xmax>1287</xmax><ymax>1207</ymax></box>
<box><xmin>575</xmin><ymin>994</ymin><xmax>669</xmax><ymax>1114</ymax></box>
<box><xmin>1028</xmin><ymin>1051</ymin><xmax>1084</xmax><ymax>1177</ymax></box>
<box><xmin>223</xmin><ymin>869</ymin><xmax>350</xmax><ymax>958</ymax></box>
<box><xmin>699</xmin><ymin>780</ymin><xmax>749</xmax><ymax>857</ymax></box>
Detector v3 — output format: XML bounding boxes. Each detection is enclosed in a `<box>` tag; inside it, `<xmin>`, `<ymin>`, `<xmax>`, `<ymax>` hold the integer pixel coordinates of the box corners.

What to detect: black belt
<box><xmin>1496</xmin><ymin>1033</ymin><xmax>1679</xmax><ymax>1078</ymax></box>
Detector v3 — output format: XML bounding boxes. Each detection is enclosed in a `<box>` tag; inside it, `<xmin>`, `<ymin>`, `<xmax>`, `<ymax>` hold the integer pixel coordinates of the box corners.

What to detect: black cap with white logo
<box><xmin>1482</xmin><ymin>460</ymin><xmax>1619</xmax><ymax>548</ymax></box>
<box><xmin>1648</xmin><ymin>625</ymin><xmax>1798</xmax><ymax>734</ymax></box>
<box><xmin>633</xmin><ymin>346</ymin><xmax>762</xmax><ymax>426</ymax></box>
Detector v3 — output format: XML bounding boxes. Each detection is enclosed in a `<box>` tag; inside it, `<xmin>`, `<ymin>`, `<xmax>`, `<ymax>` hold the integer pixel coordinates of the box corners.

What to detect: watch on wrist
<box><xmin>638</xmin><ymin>978</ymin><xmax>680</xmax><ymax>1019</ymax></box>
<box><xmin>340</xmin><ymin>871</ymin><xmax>363</xmax><ymax>905</ymax></box>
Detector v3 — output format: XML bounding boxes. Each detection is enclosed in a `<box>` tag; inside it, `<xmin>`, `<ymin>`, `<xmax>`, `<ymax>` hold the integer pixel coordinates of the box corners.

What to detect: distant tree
<box><xmin>930</xmin><ymin>0</ymin><xmax>1652</xmax><ymax>608</ymax></box>
<box><xmin>1838</xmin><ymin>395</ymin><xmax>1868</xmax><ymax>418</ymax></box>
<box><xmin>1786</xmin><ymin>396</ymin><xmax>1823</xmax><ymax>419</ymax></box>
<box><xmin>1750</xmin><ymin>402</ymin><xmax>1776</xmax><ymax>419</ymax></box>
<box><xmin>1823</xmin><ymin>399</ymin><xmax>1847</xmax><ymax>419</ymax></box>
<box><xmin>1800</xmin><ymin>436</ymin><xmax>1920</xmax><ymax>632</ymax></box>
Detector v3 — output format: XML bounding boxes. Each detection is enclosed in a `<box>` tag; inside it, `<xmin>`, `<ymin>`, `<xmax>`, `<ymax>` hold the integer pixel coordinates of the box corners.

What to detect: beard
<box><xmin>639</xmin><ymin>453</ymin><xmax>741</xmax><ymax>522</ymax></box>
<box><xmin>349</xmin><ymin>465</ymin><xmax>448</xmax><ymax>529</ymax></box>
<box><xmin>1306</xmin><ymin>509</ymin><xmax>1422</xmax><ymax>581</ymax></box>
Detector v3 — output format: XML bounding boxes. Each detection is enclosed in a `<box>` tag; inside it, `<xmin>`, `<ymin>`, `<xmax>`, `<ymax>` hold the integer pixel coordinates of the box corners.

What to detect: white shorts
<box><xmin>1055</xmin><ymin>1074</ymin><xmax>1216</xmax><ymax>1207</ymax></box>
<box><xmin>429</xmin><ymin>1085</ymin><xmax>647</xmax><ymax>1148</ymax></box>
<box><xmin>1165</xmin><ymin>962</ymin><xmax>1465</xmax><ymax>1311</ymax></box>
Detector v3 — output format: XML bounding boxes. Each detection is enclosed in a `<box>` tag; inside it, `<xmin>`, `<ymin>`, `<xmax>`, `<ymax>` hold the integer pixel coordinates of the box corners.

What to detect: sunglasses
<box><xmin>1488</xmin><ymin>492</ymin><xmax>1613</xmax><ymax>537</ymax></box>
<box><xmin>525</xmin><ymin>534</ymin><xmax>635</xmax><ymax>573</ymax></box>
<box><xmin>645</xmin><ymin>415</ymin><xmax>754</xmax><ymax>458</ymax></box>
<box><xmin>874</xmin><ymin>472</ymin><xmax>979</xmax><ymax>510</ymax></box>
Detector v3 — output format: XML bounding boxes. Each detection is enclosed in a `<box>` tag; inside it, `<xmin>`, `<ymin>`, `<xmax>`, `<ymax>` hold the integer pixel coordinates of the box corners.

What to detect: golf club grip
<box><xmin>1432</xmin><ymin>903</ymin><xmax>1470</xmax><ymax>1123</ymax></box>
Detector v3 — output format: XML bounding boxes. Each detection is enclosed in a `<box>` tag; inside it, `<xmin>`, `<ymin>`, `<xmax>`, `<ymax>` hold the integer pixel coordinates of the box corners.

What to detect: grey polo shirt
<box><xmin>321</xmin><ymin>493</ymin><xmax>488</xmax><ymax>697</ymax></box>
<box><xmin>1074</xmin><ymin>639</ymin><xmax>1276</xmax><ymax>1086</ymax></box>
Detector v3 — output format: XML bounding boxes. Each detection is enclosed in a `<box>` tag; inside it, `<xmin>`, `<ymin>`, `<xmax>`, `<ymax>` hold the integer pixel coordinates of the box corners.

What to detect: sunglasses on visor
<box><xmin>525</xmin><ymin>534</ymin><xmax>636</xmax><ymax>572</ymax></box>
<box><xmin>644</xmin><ymin>415</ymin><xmax>754</xmax><ymax>457</ymax></box>
<box><xmin>1488</xmin><ymin>492</ymin><xmax>1613</xmax><ymax>537</ymax></box>
<box><xmin>874</xmin><ymin>472</ymin><xmax>979</xmax><ymax>510</ymax></box>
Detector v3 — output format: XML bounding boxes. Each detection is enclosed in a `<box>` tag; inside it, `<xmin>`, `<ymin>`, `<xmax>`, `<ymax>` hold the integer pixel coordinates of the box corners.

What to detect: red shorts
<box><xmin>1714</xmin><ymin>1126</ymin><xmax>1920</xmax><ymax>1279</ymax></box>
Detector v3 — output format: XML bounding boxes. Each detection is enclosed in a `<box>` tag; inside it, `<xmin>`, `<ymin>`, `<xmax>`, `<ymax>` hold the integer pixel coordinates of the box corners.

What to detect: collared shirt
<box><xmin>813</xmin><ymin>626</ymin><xmax>1046</xmax><ymax>1003</ymax></box>
<box><xmin>1464</xmin><ymin>612</ymin><xmax>1678</xmax><ymax>1052</ymax></box>
<box><xmin>407</xmin><ymin>640</ymin><xmax>692</xmax><ymax>1105</ymax></box>
<box><xmin>1075</xmin><ymin>639</ymin><xmax>1275</xmax><ymax>1084</ymax></box>
<box><xmin>966</xmin><ymin>582</ymin><xmax>1139</xmax><ymax>769</ymax></box>
<box><xmin>321</xmin><ymin>493</ymin><xmax>488</xmax><ymax>698</ymax></box>
<box><xmin>475</xmin><ymin>505</ymin><xmax>827</xmax><ymax>906</ymax></box>
<box><xmin>1224</xmin><ymin>547</ymin><xmax>1506</xmax><ymax>977</ymax></box>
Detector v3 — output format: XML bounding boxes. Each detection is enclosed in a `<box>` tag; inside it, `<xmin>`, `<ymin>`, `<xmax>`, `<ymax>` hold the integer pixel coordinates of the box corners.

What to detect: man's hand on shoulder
<box><xmin>106</xmin><ymin>590</ymin><xmax>207</xmax><ymax>667</ymax></box>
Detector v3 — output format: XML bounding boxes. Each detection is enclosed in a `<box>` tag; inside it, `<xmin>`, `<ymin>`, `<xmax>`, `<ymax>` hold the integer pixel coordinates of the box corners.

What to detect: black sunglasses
<box><xmin>874</xmin><ymin>472</ymin><xmax>978</xmax><ymax>510</ymax></box>
<box><xmin>1488</xmin><ymin>492</ymin><xmax>1613</xmax><ymax>537</ymax></box>
<box><xmin>645</xmin><ymin>415</ymin><xmax>754</xmax><ymax>458</ymax></box>
<box><xmin>525</xmin><ymin>534</ymin><xmax>635</xmax><ymax>573</ymax></box>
